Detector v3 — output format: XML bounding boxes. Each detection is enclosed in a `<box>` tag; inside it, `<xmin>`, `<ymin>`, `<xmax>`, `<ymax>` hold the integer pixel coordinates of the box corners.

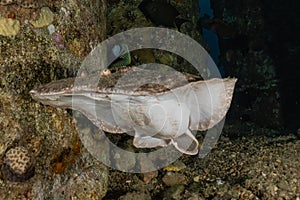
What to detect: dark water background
<box><xmin>262</xmin><ymin>0</ymin><xmax>300</xmax><ymax>131</ymax></box>
<box><xmin>202</xmin><ymin>0</ymin><xmax>299</xmax><ymax>132</ymax></box>
<box><xmin>198</xmin><ymin>0</ymin><xmax>225</xmax><ymax>77</ymax></box>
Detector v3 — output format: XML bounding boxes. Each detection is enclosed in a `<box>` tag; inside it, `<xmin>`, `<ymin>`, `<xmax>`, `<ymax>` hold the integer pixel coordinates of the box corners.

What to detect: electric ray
<box><xmin>30</xmin><ymin>66</ymin><xmax>237</xmax><ymax>155</ymax></box>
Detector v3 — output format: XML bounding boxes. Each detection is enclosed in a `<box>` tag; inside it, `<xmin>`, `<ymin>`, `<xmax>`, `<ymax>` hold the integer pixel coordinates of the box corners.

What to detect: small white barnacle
<box><xmin>100</xmin><ymin>69</ymin><xmax>111</xmax><ymax>77</ymax></box>
<box><xmin>79</xmin><ymin>69</ymin><xmax>88</xmax><ymax>78</ymax></box>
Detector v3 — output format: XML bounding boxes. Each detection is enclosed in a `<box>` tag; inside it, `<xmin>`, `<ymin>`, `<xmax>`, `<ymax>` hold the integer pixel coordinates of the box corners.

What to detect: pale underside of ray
<box><xmin>30</xmin><ymin>77</ymin><xmax>236</xmax><ymax>155</ymax></box>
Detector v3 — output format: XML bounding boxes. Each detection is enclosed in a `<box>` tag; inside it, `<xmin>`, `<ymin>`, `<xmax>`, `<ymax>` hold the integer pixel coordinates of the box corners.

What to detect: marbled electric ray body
<box><xmin>30</xmin><ymin>66</ymin><xmax>237</xmax><ymax>155</ymax></box>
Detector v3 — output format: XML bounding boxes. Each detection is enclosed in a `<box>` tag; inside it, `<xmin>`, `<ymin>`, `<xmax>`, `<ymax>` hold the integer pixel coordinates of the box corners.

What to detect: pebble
<box><xmin>119</xmin><ymin>191</ymin><xmax>151</xmax><ymax>200</ymax></box>
<box><xmin>162</xmin><ymin>172</ymin><xmax>187</xmax><ymax>186</ymax></box>
<box><xmin>163</xmin><ymin>160</ymin><xmax>186</xmax><ymax>172</ymax></box>
<box><xmin>47</xmin><ymin>24</ymin><xmax>55</xmax><ymax>35</ymax></box>
<box><xmin>163</xmin><ymin>185</ymin><xmax>185</xmax><ymax>200</ymax></box>
<box><xmin>30</xmin><ymin>7</ymin><xmax>54</xmax><ymax>28</ymax></box>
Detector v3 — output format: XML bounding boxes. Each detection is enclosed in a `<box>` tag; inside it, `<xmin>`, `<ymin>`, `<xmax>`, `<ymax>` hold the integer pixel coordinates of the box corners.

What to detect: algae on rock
<box><xmin>0</xmin><ymin>0</ymin><xmax>108</xmax><ymax>198</ymax></box>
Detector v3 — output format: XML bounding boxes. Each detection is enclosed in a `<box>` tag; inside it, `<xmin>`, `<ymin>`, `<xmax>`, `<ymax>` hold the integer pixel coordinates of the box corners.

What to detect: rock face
<box><xmin>0</xmin><ymin>0</ymin><xmax>108</xmax><ymax>199</ymax></box>
<box><xmin>107</xmin><ymin>0</ymin><xmax>206</xmax><ymax>74</ymax></box>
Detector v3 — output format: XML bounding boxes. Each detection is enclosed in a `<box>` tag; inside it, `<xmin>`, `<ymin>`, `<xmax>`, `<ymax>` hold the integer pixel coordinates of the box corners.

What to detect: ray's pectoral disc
<box><xmin>30</xmin><ymin>66</ymin><xmax>237</xmax><ymax>155</ymax></box>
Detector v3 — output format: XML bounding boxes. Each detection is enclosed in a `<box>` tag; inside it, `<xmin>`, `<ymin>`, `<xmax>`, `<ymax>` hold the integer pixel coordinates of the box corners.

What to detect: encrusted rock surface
<box><xmin>107</xmin><ymin>0</ymin><xmax>205</xmax><ymax>74</ymax></box>
<box><xmin>0</xmin><ymin>0</ymin><xmax>107</xmax><ymax>198</ymax></box>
